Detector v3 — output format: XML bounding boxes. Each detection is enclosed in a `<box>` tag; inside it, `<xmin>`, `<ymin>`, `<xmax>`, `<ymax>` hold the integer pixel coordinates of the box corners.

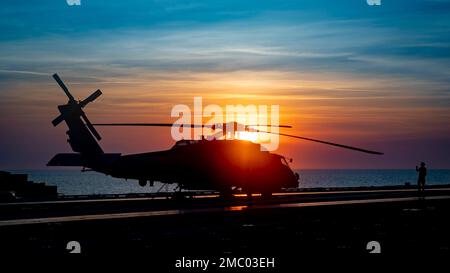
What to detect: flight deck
<box><xmin>1</xmin><ymin>186</ymin><xmax>449</xmax><ymax>264</ymax></box>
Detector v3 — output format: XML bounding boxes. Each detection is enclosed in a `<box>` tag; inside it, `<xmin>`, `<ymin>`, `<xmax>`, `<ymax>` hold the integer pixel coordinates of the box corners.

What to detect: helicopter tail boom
<box><xmin>47</xmin><ymin>153</ymin><xmax>83</xmax><ymax>167</ymax></box>
<box><xmin>47</xmin><ymin>153</ymin><xmax>121</xmax><ymax>167</ymax></box>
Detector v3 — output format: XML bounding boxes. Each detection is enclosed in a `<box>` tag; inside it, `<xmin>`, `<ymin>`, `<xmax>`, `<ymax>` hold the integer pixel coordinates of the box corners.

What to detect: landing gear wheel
<box><xmin>245</xmin><ymin>189</ymin><xmax>253</xmax><ymax>200</ymax></box>
<box><xmin>261</xmin><ymin>191</ymin><xmax>272</xmax><ymax>198</ymax></box>
<box><xmin>138</xmin><ymin>179</ymin><xmax>147</xmax><ymax>187</ymax></box>
<box><xmin>219</xmin><ymin>187</ymin><xmax>234</xmax><ymax>200</ymax></box>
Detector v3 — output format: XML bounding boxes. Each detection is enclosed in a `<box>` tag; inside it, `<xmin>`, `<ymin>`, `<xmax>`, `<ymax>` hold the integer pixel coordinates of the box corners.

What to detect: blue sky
<box><xmin>1</xmin><ymin>0</ymin><xmax>449</xmax><ymax>78</ymax></box>
<box><xmin>0</xmin><ymin>0</ymin><xmax>449</xmax><ymax>168</ymax></box>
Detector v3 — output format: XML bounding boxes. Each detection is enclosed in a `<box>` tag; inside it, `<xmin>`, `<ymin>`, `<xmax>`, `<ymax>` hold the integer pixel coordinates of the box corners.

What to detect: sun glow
<box><xmin>235</xmin><ymin>131</ymin><xmax>260</xmax><ymax>142</ymax></box>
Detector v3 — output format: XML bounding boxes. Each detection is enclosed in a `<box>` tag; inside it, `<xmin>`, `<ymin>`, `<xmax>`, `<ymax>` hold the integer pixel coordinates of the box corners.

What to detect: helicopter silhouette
<box><xmin>47</xmin><ymin>73</ymin><xmax>383</xmax><ymax>197</ymax></box>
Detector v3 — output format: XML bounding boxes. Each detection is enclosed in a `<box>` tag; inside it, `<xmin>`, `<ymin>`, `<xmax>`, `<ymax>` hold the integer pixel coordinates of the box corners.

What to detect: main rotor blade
<box><xmin>51</xmin><ymin>114</ymin><xmax>65</xmax><ymax>127</ymax></box>
<box><xmin>256</xmin><ymin>130</ymin><xmax>383</xmax><ymax>155</ymax></box>
<box><xmin>80</xmin><ymin>89</ymin><xmax>102</xmax><ymax>108</ymax></box>
<box><xmin>92</xmin><ymin>123</ymin><xmax>292</xmax><ymax>130</ymax></box>
<box><xmin>52</xmin><ymin>73</ymin><xmax>75</xmax><ymax>102</ymax></box>
<box><xmin>246</xmin><ymin>125</ymin><xmax>292</xmax><ymax>128</ymax></box>
<box><xmin>81</xmin><ymin>113</ymin><xmax>102</xmax><ymax>140</ymax></box>
<box><xmin>92</xmin><ymin>123</ymin><xmax>205</xmax><ymax>128</ymax></box>
<box><xmin>211</xmin><ymin>122</ymin><xmax>291</xmax><ymax>129</ymax></box>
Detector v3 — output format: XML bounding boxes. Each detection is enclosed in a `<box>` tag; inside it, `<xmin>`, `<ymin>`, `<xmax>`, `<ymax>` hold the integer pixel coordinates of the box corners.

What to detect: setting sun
<box><xmin>235</xmin><ymin>131</ymin><xmax>259</xmax><ymax>143</ymax></box>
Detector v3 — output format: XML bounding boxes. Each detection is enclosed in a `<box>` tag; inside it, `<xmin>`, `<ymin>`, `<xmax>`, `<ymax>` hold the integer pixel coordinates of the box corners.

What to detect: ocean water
<box><xmin>8</xmin><ymin>169</ymin><xmax>450</xmax><ymax>196</ymax></box>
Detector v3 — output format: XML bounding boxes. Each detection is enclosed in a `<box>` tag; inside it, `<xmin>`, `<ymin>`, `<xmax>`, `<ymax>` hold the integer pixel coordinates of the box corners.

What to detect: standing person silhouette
<box><xmin>416</xmin><ymin>162</ymin><xmax>427</xmax><ymax>193</ymax></box>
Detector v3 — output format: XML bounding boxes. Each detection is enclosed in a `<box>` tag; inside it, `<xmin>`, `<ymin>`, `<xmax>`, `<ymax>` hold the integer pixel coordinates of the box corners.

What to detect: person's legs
<box><xmin>419</xmin><ymin>181</ymin><xmax>425</xmax><ymax>193</ymax></box>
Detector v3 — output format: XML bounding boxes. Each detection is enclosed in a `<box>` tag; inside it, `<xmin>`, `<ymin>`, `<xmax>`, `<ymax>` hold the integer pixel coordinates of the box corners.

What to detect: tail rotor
<box><xmin>51</xmin><ymin>73</ymin><xmax>102</xmax><ymax>141</ymax></box>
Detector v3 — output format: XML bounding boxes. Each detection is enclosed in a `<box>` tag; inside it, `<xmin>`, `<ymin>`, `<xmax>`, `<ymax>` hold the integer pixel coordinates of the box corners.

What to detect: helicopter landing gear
<box><xmin>171</xmin><ymin>186</ymin><xmax>188</xmax><ymax>200</ymax></box>
<box><xmin>261</xmin><ymin>191</ymin><xmax>272</xmax><ymax>198</ymax></box>
<box><xmin>219</xmin><ymin>187</ymin><xmax>234</xmax><ymax>199</ymax></box>
<box><xmin>244</xmin><ymin>187</ymin><xmax>254</xmax><ymax>200</ymax></box>
<box><xmin>245</xmin><ymin>188</ymin><xmax>273</xmax><ymax>199</ymax></box>
<box><xmin>139</xmin><ymin>179</ymin><xmax>155</xmax><ymax>187</ymax></box>
<box><xmin>138</xmin><ymin>179</ymin><xmax>147</xmax><ymax>187</ymax></box>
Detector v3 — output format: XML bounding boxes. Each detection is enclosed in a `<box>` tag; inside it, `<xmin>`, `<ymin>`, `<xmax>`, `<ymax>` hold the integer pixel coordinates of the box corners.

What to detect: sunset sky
<box><xmin>0</xmin><ymin>0</ymin><xmax>449</xmax><ymax>169</ymax></box>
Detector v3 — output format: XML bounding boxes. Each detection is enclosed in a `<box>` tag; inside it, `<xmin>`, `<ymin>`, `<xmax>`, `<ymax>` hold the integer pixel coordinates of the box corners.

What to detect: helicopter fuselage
<box><xmin>103</xmin><ymin>139</ymin><xmax>299</xmax><ymax>194</ymax></box>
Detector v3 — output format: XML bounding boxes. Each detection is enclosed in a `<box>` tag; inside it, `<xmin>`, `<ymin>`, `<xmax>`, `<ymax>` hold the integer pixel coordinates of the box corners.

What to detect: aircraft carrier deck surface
<box><xmin>1</xmin><ymin>186</ymin><xmax>449</xmax><ymax>269</ymax></box>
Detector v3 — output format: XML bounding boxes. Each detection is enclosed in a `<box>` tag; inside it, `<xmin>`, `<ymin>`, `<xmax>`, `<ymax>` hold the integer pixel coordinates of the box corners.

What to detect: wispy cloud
<box><xmin>0</xmin><ymin>69</ymin><xmax>51</xmax><ymax>76</ymax></box>
<box><xmin>0</xmin><ymin>0</ymin><xmax>450</xmax><ymax>168</ymax></box>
